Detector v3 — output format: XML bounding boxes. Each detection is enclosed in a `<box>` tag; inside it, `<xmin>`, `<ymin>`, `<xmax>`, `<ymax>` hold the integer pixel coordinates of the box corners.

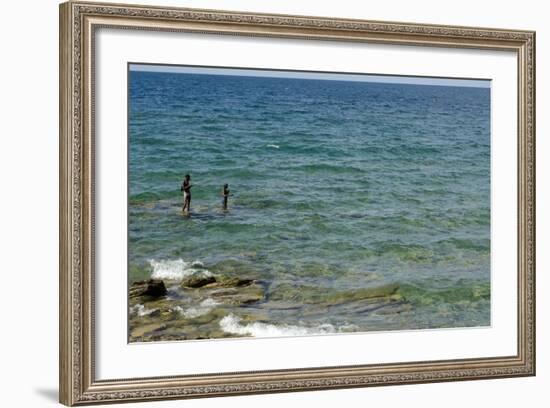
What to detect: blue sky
<box><xmin>129</xmin><ymin>63</ymin><xmax>490</xmax><ymax>88</ymax></box>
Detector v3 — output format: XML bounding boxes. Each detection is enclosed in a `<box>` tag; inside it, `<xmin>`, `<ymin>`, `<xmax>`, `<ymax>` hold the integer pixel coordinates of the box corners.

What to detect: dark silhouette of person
<box><xmin>222</xmin><ymin>183</ymin><xmax>231</xmax><ymax>210</ymax></box>
<box><xmin>181</xmin><ymin>174</ymin><xmax>192</xmax><ymax>213</ymax></box>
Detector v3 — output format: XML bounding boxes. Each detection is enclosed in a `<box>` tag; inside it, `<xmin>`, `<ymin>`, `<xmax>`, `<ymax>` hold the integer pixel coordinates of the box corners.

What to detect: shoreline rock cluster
<box><xmin>128</xmin><ymin>272</ymin><xmax>411</xmax><ymax>343</ymax></box>
<box><xmin>128</xmin><ymin>272</ymin><xmax>267</xmax><ymax>342</ymax></box>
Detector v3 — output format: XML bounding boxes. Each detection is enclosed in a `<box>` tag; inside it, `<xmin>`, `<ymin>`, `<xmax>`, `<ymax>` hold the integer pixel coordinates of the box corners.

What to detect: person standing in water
<box><xmin>221</xmin><ymin>183</ymin><xmax>231</xmax><ymax>210</ymax></box>
<box><xmin>181</xmin><ymin>174</ymin><xmax>192</xmax><ymax>214</ymax></box>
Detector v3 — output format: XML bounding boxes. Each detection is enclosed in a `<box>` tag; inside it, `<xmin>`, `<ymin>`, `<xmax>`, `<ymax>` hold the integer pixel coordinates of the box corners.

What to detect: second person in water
<box><xmin>222</xmin><ymin>183</ymin><xmax>231</xmax><ymax>210</ymax></box>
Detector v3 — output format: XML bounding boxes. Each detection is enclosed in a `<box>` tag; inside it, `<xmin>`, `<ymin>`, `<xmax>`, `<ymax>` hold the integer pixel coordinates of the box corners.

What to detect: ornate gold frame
<box><xmin>59</xmin><ymin>1</ymin><xmax>536</xmax><ymax>405</ymax></box>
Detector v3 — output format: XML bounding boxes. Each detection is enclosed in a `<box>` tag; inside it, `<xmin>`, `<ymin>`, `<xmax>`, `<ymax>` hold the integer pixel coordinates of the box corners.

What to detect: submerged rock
<box><xmin>268</xmin><ymin>282</ymin><xmax>401</xmax><ymax>307</ymax></box>
<box><xmin>327</xmin><ymin>283</ymin><xmax>400</xmax><ymax>304</ymax></box>
<box><xmin>129</xmin><ymin>279</ymin><xmax>167</xmax><ymax>299</ymax></box>
<box><xmin>210</xmin><ymin>283</ymin><xmax>265</xmax><ymax>305</ymax></box>
<box><xmin>374</xmin><ymin>302</ymin><xmax>413</xmax><ymax>315</ymax></box>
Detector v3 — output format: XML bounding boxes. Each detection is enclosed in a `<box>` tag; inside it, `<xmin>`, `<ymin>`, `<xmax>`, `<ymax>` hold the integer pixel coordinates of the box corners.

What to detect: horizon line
<box><xmin>129</xmin><ymin>63</ymin><xmax>491</xmax><ymax>89</ymax></box>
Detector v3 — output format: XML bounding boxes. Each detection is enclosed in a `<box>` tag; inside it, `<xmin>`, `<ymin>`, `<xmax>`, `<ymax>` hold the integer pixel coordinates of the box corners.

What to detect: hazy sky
<box><xmin>129</xmin><ymin>63</ymin><xmax>490</xmax><ymax>88</ymax></box>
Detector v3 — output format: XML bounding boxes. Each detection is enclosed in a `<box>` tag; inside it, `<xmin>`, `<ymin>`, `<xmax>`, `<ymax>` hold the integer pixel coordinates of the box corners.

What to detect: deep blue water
<box><xmin>128</xmin><ymin>69</ymin><xmax>491</xmax><ymax>336</ymax></box>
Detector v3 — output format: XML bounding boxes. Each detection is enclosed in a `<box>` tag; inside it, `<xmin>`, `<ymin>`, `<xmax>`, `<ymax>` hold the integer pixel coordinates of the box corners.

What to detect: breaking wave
<box><xmin>149</xmin><ymin>258</ymin><xmax>209</xmax><ymax>280</ymax></box>
<box><xmin>220</xmin><ymin>314</ymin><xmax>336</xmax><ymax>338</ymax></box>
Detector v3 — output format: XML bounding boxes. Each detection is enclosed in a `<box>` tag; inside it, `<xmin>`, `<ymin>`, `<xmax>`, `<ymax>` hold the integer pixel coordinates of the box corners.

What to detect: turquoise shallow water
<box><xmin>128</xmin><ymin>69</ymin><xmax>491</xmax><ymax>336</ymax></box>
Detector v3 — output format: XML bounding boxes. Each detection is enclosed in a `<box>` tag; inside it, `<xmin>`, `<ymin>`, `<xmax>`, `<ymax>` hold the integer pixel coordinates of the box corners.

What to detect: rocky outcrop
<box><xmin>179</xmin><ymin>272</ymin><xmax>265</xmax><ymax>305</ymax></box>
<box><xmin>180</xmin><ymin>272</ymin><xmax>257</xmax><ymax>290</ymax></box>
<box><xmin>129</xmin><ymin>279</ymin><xmax>167</xmax><ymax>299</ymax></box>
<box><xmin>128</xmin><ymin>275</ymin><xmax>409</xmax><ymax>343</ymax></box>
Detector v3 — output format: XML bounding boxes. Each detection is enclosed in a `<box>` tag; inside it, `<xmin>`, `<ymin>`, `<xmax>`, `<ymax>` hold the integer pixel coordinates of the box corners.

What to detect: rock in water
<box><xmin>130</xmin><ymin>322</ymin><xmax>167</xmax><ymax>339</ymax></box>
<box><xmin>129</xmin><ymin>279</ymin><xmax>167</xmax><ymax>299</ymax></box>
<box><xmin>181</xmin><ymin>274</ymin><xmax>216</xmax><ymax>288</ymax></box>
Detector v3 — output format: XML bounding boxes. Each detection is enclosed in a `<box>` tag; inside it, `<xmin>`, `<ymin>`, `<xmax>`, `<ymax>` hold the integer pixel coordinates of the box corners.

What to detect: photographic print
<box><xmin>127</xmin><ymin>64</ymin><xmax>491</xmax><ymax>343</ymax></box>
<box><xmin>60</xmin><ymin>4</ymin><xmax>535</xmax><ymax>403</ymax></box>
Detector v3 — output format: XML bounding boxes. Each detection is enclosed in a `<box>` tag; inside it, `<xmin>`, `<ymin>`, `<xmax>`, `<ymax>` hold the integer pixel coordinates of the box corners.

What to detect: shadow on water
<box><xmin>180</xmin><ymin>209</ymin><xmax>234</xmax><ymax>222</ymax></box>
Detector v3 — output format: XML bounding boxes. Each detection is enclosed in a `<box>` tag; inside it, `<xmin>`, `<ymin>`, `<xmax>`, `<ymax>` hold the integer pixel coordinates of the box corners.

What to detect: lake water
<box><xmin>128</xmin><ymin>69</ymin><xmax>491</xmax><ymax>340</ymax></box>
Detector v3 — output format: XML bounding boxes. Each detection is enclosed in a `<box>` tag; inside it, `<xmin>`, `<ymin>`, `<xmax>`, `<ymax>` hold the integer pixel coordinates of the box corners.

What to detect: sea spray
<box><xmin>149</xmin><ymin>259</ymin><xmax>208</xmax><ymax>280</ymax></box>
<box><xmin>220</xmin><ymin>314</ymin><xmax>336</xmax><ymax>338</ymax></box>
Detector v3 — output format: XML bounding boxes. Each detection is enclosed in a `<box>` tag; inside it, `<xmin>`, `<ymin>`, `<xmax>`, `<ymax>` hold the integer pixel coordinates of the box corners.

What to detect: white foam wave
<box><xmin>266</xmin><ymin>144</ymin><xmax>280</xmax><ymax>149</ymax></box>
<box><xmin>149</xmin><ymin>259</ymin><xmax>209</xmax><ymax>280</ymax></box>
<box><xmin>176</xmin><ymin>298</ymin><xmax>220</xmax><ymax>318</ymax></box>
<box><xmin>130</xmin><ymin>304</ymin><xmax>157</xmax><ymax>317</ymax></box>
<box><xmin>220</xmin><ymin>314</ymin><xmax>336</xmax><ymax>338</ymax></box>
